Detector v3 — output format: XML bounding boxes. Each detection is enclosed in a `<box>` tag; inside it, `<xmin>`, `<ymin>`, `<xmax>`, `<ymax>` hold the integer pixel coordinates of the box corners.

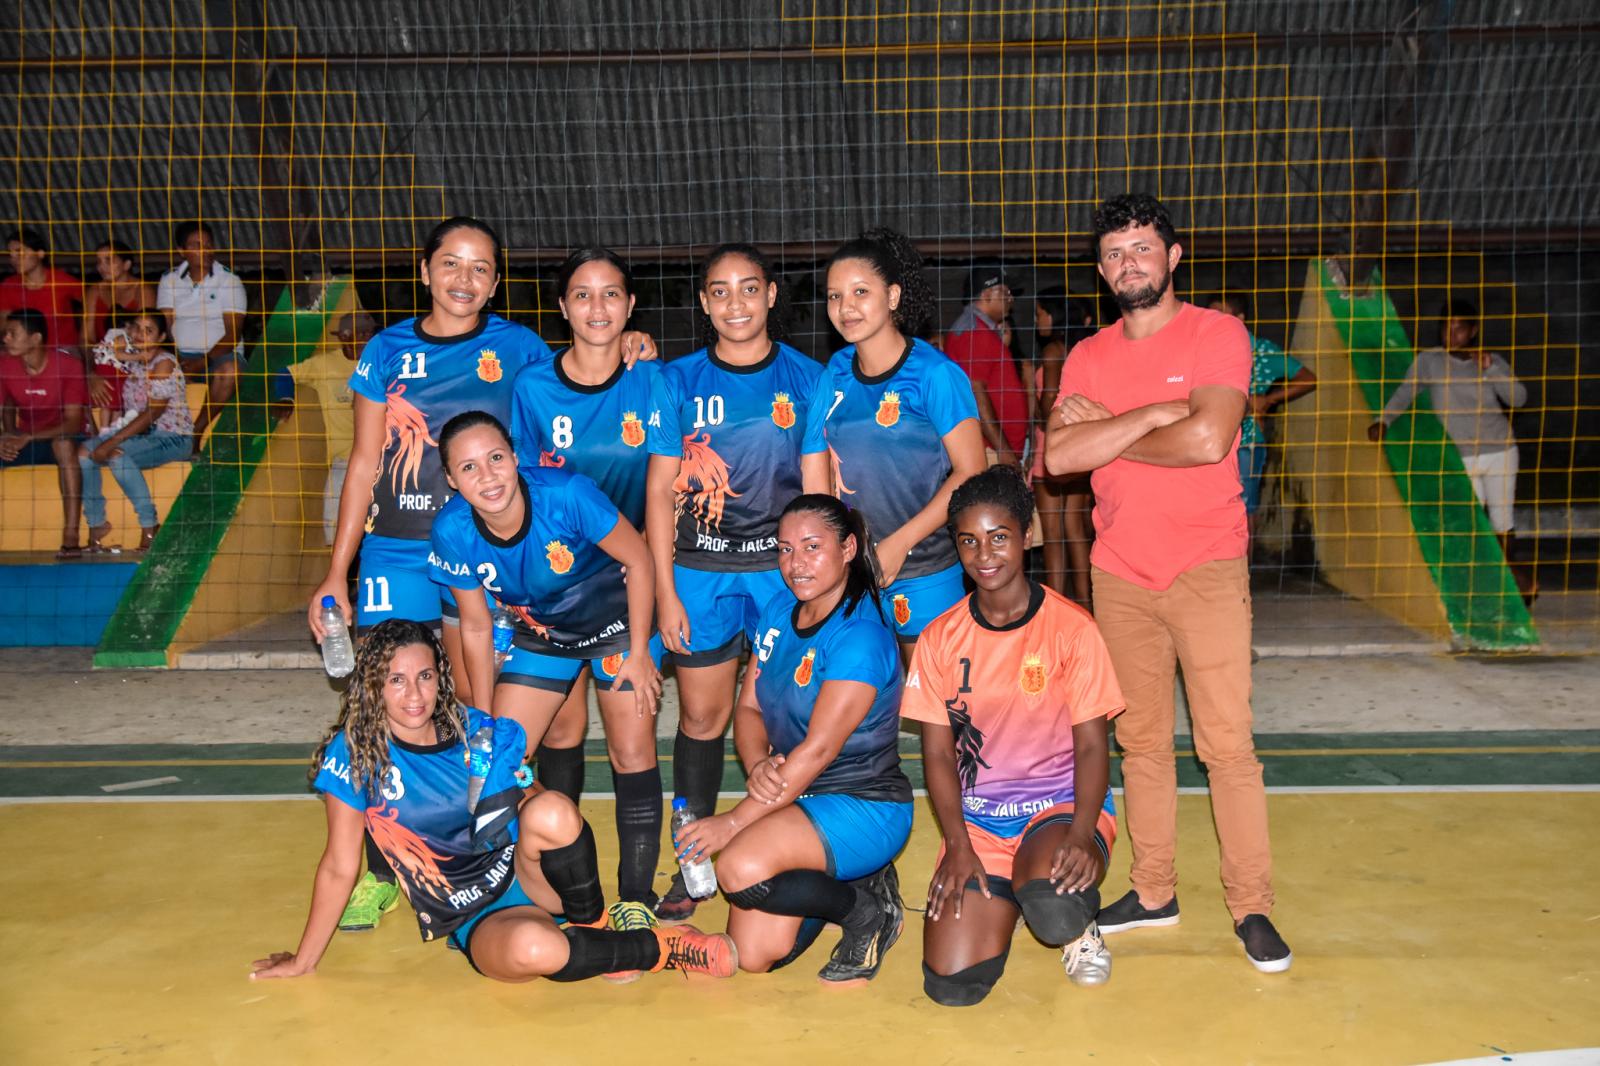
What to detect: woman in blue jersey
<box><xmin>801</xmin><ymin>227</ymin><xmax>986</xmax><ymax>658</ymax></box>
<box><xmin>509</xmin><ymin>248</ymin><xmax>661</xmax><ymax>817</ymax></box>
<box><xmin>429</xmin><ymin>411</ymin><xmax>665</xmax><ymax>929</ymax></box>
<box><xmin>673</xmin><ymin>494</ymin><xmax>911</xmax><ymax>985</ymax></box>
<box><xmin>251</xmin><ymin>619</ymin><xmax>734</xmax><ymax>984</ymax></box>
<box><xmin>644</xmin><ymin>243</ymin><xmax>822</xmax><ymax>922</ymax></box>
<box><xmin>305</xmin><ymin>218</ymin><xmax>654</xmax><ymax>932</ymax></box>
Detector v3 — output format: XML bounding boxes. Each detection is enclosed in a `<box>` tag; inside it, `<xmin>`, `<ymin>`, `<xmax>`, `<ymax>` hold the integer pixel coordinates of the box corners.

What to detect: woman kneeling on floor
<box><xmin>673</xmin><ymin>494</ymin><xmax>912</xmax><ymax>985</ymax></box>
<box><xmin>250</xmin><ymin>619</ymin><xmax>734</xmax><ymax>984</ymax></box>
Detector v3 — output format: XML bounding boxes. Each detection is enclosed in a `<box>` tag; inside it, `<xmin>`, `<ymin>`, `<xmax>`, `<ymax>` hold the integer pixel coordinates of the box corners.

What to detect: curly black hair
<box><xmin>946</xmin><ymin>464</ymin><xmax>1035</xmax><ymax>540</ymax></box>
<box><xmin>824</xmin><ymin>226</ymin><xmax>937</xmax><ymax>337</ymax></box>
<box><xmin>1090</xmin><ymin>194</ymin><xmax>1179</xmax><ymax>260</ymax></box>
<box><xmin>696</xmin><ymin>242</ymin><xmax>792</xmax><ymax>348</ymax></box>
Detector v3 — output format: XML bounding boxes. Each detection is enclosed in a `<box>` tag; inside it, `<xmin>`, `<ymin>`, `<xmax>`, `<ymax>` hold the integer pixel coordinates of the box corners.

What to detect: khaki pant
<box><xmin>1091</xmin><ymin>557</ymin><xmax>1273</xmax><ymax>920</ymax></box>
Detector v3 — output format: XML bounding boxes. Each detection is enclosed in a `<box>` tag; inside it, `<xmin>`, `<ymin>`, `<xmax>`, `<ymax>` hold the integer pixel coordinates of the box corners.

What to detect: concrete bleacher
<box><xmin>0</xmin><ymin>381</ymin><xmax>206</xmax><ymax>552</ymax></box>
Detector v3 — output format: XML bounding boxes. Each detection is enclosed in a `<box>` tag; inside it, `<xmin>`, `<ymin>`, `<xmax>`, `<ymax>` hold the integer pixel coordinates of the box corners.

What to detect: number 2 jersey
<box><xmin>752</xmin><ymin>592</ymin><xmax>911</xmax><ymax>803</ymax></box>
<box><xmin>801</xmin><ymin>338</ymin><xmax>978</xmax><ymax>580</ymax></box>
<box><xmin>428</xmin><ymin>465</ymin><xmax>632</xmax><ymax>657</ymax></box>
<box><xmin>646</xmin><ymin>343</ymin><xmax>822</xmax><ymax>572</ymax></box>
<box><xmin>313</xmin><ymin>708</ymin><xmax>529</xmax><ymax>941</ymax></box>
<box><xmin>509</xmin><ymin>353</ymin><xmax>661</xmax><ymax>526</ymax></box>
<box><xmin>349</xmin><ymin>314</ymin><xmax>554</xmax><ymax>541</ymax></box>
<box><xmin>901</xmin><ymin>582</ymin><xmax>1125</xmax><ymax>837</ymax></box>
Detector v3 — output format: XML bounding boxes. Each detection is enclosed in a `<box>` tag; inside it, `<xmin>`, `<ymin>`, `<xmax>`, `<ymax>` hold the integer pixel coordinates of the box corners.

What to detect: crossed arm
<box><xmin>1043</xmin><ymin>384</ymin><xmax>1246</xmax><ymax>476</ymax></box>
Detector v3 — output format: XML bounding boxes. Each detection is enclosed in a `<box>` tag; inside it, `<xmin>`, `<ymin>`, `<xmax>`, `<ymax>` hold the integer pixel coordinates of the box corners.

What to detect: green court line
<box><xmin>1325</xmin><ymin>262</ymin><xmax>1536</xmax><ymax>650</ymax></box>
<box><xmin>93</xmin><ymin>280</ymin><xmax>350</xmax><ymax>668</ymax></box>
<box><xmin>3</xmin><ymin>731</ymin><xmax>1597</xmax><ymax>797</ymax></box>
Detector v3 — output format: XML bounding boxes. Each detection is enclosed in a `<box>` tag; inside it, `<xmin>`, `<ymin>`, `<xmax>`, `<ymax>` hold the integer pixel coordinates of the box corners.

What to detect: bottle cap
<box><xmin>672</xmin><ymin>797</ymin><xmax>688</xmax><ymax>810</ymax></box>
<box><xmin>321</xmin><ymin>595</ymin><xmax>335</xmax><ymax>608</ymax></box>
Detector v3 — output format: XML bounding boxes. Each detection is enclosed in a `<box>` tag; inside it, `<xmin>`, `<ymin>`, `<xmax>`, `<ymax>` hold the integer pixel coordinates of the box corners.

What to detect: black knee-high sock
<box><xmin>364</xmin><ymin>831</ymin><xmax>396</xmax><ymax>884</ymax></box>
<box><xmin>536</xmin><ymin>743</ymin><xmax>585</xmax><ymax>804</ymax></box>
<box><xmin>730</xmin><ymin>869</ymin><xmax>869</xmax><ymax>927</ymax></box>
<box><xmin>612</xmin><ymin>766</ymin><xmax>663</xmax><ymax>905</ymax></box>
<box><xmin>538</xmin><ymin>821</ymin><xmax>605</xmax><ymax>926</ymax></box>
<box><xmin>547</xmin><ymin>926</ymin><xmax>659</xmax><ymax>982</ymax></box>
<box><xmin>672</xmin><ymin>729</ymin><xmax>725</xmax><ymax>821</ymax></box>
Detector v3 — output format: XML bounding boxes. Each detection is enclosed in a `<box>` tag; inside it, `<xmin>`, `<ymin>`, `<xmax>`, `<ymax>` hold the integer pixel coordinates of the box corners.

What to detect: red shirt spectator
<box><xmin>0</xmin><ymin>345</ymin><xmax>89</xmax><ymax>435</ymax></box>
<box><xmin>3</xmin><ymin>229</ymin><xmax>83</xmax><ymax>350</ymax></box>
<box><xmin>946</xmin><ymin>266</ymin><xmax>1029</xmax><ymax>458</ymax></box>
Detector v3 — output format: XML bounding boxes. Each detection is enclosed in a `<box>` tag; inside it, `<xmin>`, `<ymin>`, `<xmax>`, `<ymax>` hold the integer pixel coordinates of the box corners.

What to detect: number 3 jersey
<box><xmin>901</xmin><ymin>582</ymin><xmax>1125</xmax><ymax>837</ymax></box>
<box><xmin>428</xmin><ymin>466</ymin><xmax>633</xmax><ymax>657</ymax></box>
<box><xmin>509</xmin><ymin>354</ymin><xmax>661</xmax><ymax>527</ymax></box>
<box><xmin>313</xmin><ymin>707</ymin><xmax>529</xmax><ymax>941</ymax></box>
<box><xmin>646</xmin><ymin>343</ymin><xmax>822</xmax><ymax>572</ymax></box>
<box><xmin>751</xmin><ymin>592</ymin><xmax>910</xmax><ymax>803</ymax></box>
<box><xmin>349</xmin><ymin>314</ymin><xmax>554</xmax><ymax>541</ymax></box>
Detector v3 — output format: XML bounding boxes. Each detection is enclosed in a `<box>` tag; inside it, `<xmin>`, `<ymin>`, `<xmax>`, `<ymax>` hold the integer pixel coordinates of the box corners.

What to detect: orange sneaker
<box><xmin>652</xmin><ymin>924</ymin><xmax>738</xmax><ymax>979</ymax></box>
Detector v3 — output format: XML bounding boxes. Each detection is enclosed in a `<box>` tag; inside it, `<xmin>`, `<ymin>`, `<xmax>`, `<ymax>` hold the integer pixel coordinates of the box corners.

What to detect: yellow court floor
<box><xmin>2</xmin><ymin>792</ymin><xmax>1597</xmax><ymax>1066</ymax></box>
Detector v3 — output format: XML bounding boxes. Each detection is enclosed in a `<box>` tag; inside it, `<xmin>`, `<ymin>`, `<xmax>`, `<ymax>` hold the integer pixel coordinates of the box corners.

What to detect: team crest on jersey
<box><xmin>476</xmin><ymin>349</ymin><xmax>502</xmax><ymax>383</ymax></box>
<box><xmin>892</xmin><ymin>594</ymin><xmax>911</xmax><ymax>628</ymax></box>
<box><xmin>545</xmin><ymin>540</ymin><xmax>574</xmax><ymax>575</ymax></box>
<box><xmin>875</xmin><ymin>390</ymin><xmax>902</xmax><ymax>427</ymax></box>
<box><xmin>793</xmin><ymin>648</ymin><xmax>816</xmax><ymax>687</ymax></box>
<box><xmin>1020</xmin><ymin>653</ymin><xmax>1047</xmax><ymax>696</ymax></box>
<box><xmin>620</xmin><ymin>411</ymin><xmax>646</xmax><ymax>448</ymax></box>
<box><xmin>600</xmin><ymin>652</ymin><xmax>625</xmax><ymax>677</ymax></box>
<box><xmin>771</xmin><ymin>392</ymin><xmax>796</xmax><ymax>430</ymax></box>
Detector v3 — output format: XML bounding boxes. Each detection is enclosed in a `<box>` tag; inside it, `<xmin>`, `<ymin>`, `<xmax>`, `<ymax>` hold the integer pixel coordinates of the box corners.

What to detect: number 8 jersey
<box><xmin>350</xmin><ymin>314</ymin><xmax>554</xmax><ymax>541</ymax></box>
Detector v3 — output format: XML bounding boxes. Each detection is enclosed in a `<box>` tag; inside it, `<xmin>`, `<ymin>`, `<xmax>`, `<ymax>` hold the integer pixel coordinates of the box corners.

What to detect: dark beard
<box><xmin>1111</xmin><ymin>269</ymin><xmax>1171</xmax><ymax>312</ymax></box>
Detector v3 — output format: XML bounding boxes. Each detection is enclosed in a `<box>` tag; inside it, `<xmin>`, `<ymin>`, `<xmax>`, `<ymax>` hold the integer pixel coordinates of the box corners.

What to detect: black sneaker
<box><xmin>1096</xmin><ymin>890</ymin><xmax>1180</xmax><ymax>934</ymax></box>
<box><xmin>654</xmin><ymin>872</ymin><xmax>698</xmax><ymax>925</ymax></box>
<box><xmin>1235</xmin><ymin>914</ymin><xmax>1292</xmax><ymax>973</ymax></box>
<box><xmin>818</xmin><ymin>874</ymin><xmax>904</xmax><ymax>986</ymax></box>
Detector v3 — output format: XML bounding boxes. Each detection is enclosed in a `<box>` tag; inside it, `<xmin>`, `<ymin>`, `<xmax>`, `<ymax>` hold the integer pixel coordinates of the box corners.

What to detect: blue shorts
<box><xmin>448</xmin><ymin>876</ymin><xmax>553</xmax><ymax>974</ymax></box>
<box><xmin>883</xmin><ymin>563</ymin><xmax>967</xmax><ymax>642</ymax></box>
<box><xmin>355</xmin><ymin>534</ymin><xmax>451</xmax><ymax>629</ymax></box>
<box><xmin>670</xmin><ymin>565</ymin><xmax>788</xmax><ymax>666</ymax></box>
<box><xmin>794</xmin><ymin>793</ymin><xmax>914</xmax><ymax>881</ymax></box>
<box><xmin>1238</xmin><ymin>443</ymin><xmax>1268</xmax><ymax>515</ymax></box>
<box><xmin>499</xmin><ymin>632</ymin><xmax>666</xmax><ymax>695</ymax></box>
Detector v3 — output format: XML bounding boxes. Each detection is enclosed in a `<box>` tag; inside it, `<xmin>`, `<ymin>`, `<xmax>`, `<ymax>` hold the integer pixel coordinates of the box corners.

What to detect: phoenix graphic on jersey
<box><xmin>674</xmin><ymin>431</ymin><xmax>741</xmax><ymax>532</ymax></box>
<box><xmin>538</xmin><ymin>448</ymin><xmax>565</xmax><ymax>468</ymax></box>
<box><xmin>367</xmin><ymin>804</ymin><xmax>453</xmax><ymax>894</ymax></box>
<box><xmin>506</xmin><ymin>605</ymin><xmax>551</xmax><ymax>640</ymax></box>
<box><xmin>944</xmin><ymin>697</ymin><xmax>992</xmax><ymax>790</ymax></box>
<box><xmin>382</xmin><ymin>384</ymin><xmax>438</xmax><ymax>494</ymax></box>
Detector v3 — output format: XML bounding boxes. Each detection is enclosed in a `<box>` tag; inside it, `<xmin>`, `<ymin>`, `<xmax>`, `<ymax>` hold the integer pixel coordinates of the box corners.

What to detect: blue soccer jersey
<box><xmin>313</xmin><ymin>707</ymin><xmax>528</xmax><ymax>941</ymax></box>
<box><xmin>350</xmin><ymin>314</ymin><xmax>554</xmax><ymax>541</ymax></box>
<box><xmin>801</xmin><ymin>338</ymin><xmax>979</xmax><ymax>580</ymax></box>
<box><xmin>751</xmin><ymin>592</ymin><xmax>910</xmax><ymax>802</ymax></box>
<box><xmin>509</xmin><ymin>354</ymin><xmax>661</xmax><ymax>528</ymax></box>
<box><xmin>428</xmin><ymin>466</ymin><xmax>633</xmax><ymax>657</ymax></box>
<box><xmin>646</xmin><ymin>343</ymin><xmax>822</xmax><ymax>572</ymax></box>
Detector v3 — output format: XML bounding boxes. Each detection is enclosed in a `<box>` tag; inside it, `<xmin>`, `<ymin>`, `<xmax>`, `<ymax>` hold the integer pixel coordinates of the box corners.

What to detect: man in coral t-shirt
<box><xmin>1043</xmin><ymin>193</ymin><xmax>1289</xmax><ymax>974</ymax></box>
<box><xmin>1</xmin><ymin>308</ymin><xmax>89</xmax><ymax>555</ymax></box>
<box><xmin>2</xmin><ymin>228</ymin><xmax>84</xmax><ymax>351</ymax></box>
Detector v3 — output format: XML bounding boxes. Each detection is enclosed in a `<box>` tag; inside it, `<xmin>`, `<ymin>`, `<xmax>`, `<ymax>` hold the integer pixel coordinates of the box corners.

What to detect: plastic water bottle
<box><xmin>491</xmin><ymin>603</ymin><xmax>516</xmax><ymax>667</ymax></box>
<box><xmin>671</xmin><ymin>797</ymin><xmax>719</xmax><ymax>899</ymax></box>
<box><xmin>466</xmin><ymin>721</ymin><xmax>494</xmax><ymax>811</ymax></box>
<box><xmin>318</xmin><ymin>595</ymin><xmax>355</xmax><ymax>678</ymax></box>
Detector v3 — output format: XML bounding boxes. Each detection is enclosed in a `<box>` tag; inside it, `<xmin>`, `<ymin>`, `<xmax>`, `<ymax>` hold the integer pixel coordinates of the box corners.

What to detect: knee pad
<box><xmin>1016</xmin><ymin>880</ymin><xmax>1098</xmax><ymax>946</ymax></box>
<box><xmin>724</xmin><ymin>879</ymin><xmax>773</xmax><ymax>912</ymax></box>
<box><xmin>922</xmin><ymin>953</ymin><xmax>1008</xmax><ymax>1007</ymax></box>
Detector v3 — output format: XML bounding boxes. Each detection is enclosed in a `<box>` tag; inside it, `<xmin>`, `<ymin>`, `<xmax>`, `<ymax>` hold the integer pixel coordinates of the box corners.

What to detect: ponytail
<box><xmin>779</xmin><ymin>493</ymin><xmax>885</xmax><ymax>621</ymax></box>
<box><xmin>825</xmin><ymin>226</ymin><xmax>937</xmax><ymax>337</ymax></box>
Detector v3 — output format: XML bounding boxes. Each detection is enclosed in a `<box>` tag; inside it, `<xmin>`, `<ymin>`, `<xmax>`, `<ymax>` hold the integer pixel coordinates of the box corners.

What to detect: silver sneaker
<box><xmin>1061</xmin><ymin>922</ymin><xmax>1112</xmax><ymax>987</ymax></box>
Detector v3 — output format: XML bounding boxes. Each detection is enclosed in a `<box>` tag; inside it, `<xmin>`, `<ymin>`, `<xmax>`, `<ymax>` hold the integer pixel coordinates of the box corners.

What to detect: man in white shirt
<box><xmin>156</xmin><ymin>221</ymin><xmax>247</xmax><ymax>442</ymax></box>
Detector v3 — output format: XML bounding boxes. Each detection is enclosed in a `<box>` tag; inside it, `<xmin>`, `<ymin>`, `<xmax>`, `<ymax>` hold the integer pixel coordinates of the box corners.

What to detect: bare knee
<box><xmin>714</xmin><ymin>849</ymin><xmax>774</xmax><ymax>895</ymax></box>
<box><xmin>497</xmin><ymin>922</ymin><xmax>567</xmax><ymax>981</ymax></box>
<box><xmin>519</xmin><ymin>790</ymin><xmax>582</xmax><ymax>850</ymax></box>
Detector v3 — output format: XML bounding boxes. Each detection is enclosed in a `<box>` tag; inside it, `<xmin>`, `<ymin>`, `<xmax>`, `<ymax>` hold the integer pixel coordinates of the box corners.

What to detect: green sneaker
<box><xmin>338</xmin><ymin>871</ymin><xmax>400</xmax><ymax>932</ymax></box>
<box><xmin>603</xmin><ymin>900</ymin><xmax>660</xmax><ymax>983</ymax></box>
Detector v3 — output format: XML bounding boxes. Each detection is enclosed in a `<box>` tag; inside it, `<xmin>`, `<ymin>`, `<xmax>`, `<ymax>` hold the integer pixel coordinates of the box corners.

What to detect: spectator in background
<box><xmin>1367</xmin><ymin>297</ymin><xmax>1532</xmax><ymax>600</ymax></box>
<box><xmin>0</xmin><ymin>309</ymin><xmax>88</xmax><ymax>557</ymax></box>
<box><xmin>157</xmin><ymin>221</ymin><xmax>246</xmax><ymax>444</ymax></box>
<box><xmin>1209</xmin><ymin>293</ymin><xmax>1316</xmax><ymax>534</ymax></box>
<box><xmin>946</xmin><ymin>265</ymin><xmax>1030</xmax><ymax>470</ymax></box>
<box><xmin>287</xmin><ymin>309</ymin><xmax>375</xmax><ymax>544</ymax></box>
<box><xmin>81</xmin><ymin>238</ymin><xmax>157</xmax><ymax>414</ymax></box>
<box><xmin>2</xmin><ymin>228</ymin><xmax>83</xmax><ymax>355</ymax></box>
<box><xmin>78</xmin><ymin>308</ymin><xmax>193</xmax><ymax>553</ymax></box>
<box><xmin>1032</xmin><ymin>288</ymin><xmax>1096</xmax><ymax>603</ymax></box>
